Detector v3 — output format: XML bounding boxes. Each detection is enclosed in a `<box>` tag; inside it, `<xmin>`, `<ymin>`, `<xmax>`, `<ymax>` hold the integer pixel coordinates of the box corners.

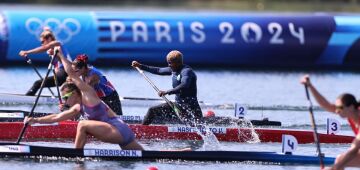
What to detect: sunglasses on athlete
<box><xmin>61</xmin><ymin>91</ymin><xmax>73</xmax><ymax>101</ymax></box>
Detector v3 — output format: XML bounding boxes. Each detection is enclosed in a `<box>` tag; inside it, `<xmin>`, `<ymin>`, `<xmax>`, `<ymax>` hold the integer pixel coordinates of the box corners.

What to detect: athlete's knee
<box><xmin>334</xmin><ymin>153</ymin><xmax>344</xmax><ymax>164</ymax></box>
<box><xmin>77</xmin><ymin>120</ymin><xmax>89</xmax><ymax>132</ymax></box>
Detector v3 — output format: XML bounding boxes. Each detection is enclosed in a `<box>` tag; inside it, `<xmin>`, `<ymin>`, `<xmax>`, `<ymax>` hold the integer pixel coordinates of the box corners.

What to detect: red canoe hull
<box><xmin>0</xmin><ymin>121</ymin><xmax>354</xmax><ymax>144</ymax></box>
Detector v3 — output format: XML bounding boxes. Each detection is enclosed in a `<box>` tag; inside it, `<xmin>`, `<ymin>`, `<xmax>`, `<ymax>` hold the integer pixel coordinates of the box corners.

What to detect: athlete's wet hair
<box><xmin>73</xmin><ymin>54</ymin><xmax>89</xmax><ymax>69</ymax></box>
<box><xmin>60</xmin><ymin>81</ymin><xmax>80</xmax><ymax>94</ymax></box>
<box><xmin>338</xmin><ymin>93</ymin><xmax>359</xmax><ymax>108</ymax></box>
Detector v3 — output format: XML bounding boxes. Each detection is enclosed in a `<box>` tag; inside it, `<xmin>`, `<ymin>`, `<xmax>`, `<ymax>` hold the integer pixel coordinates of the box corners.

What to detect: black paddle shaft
<box><xmin>16</xmin><ymin>51</ymin><xmax>58</xmax><ymax>144</ymax></box>
<box><xmin>52</xmin><ymin>67</ymin><xmax>63</xmax><ymax>104</ymax></box>
<box><xmin>304</xmin><ymin>84</ymin><xmax>324</xmax><ymax>168</ymax></box>
<box><xmin>25</xmin><ymin>56</ymin><xmax>56</xmax><ymax>97</ymax></box>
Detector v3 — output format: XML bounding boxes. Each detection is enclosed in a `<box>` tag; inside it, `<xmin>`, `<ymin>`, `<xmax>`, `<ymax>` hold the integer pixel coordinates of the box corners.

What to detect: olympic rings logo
<box><xmin>25</xmin><ymin>17</ymin><xmax>81</xmax><ymax>43</ymax></box>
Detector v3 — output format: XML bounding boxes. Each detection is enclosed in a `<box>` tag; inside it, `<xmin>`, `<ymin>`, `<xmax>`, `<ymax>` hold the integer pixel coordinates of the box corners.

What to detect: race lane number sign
<box><xmin>235</xmin><ymin>103</ymin><xmax>247</xmax><ymax>118</ymax></box>
<box><xmin>281</xmin><ymin>135</ymin><xmax>298</xmax><ymax>154</ymax></box>
<box><xmin>327</xmin><ymin>118</ymin><xmax>341</xmax><ymax>135</ymax></box>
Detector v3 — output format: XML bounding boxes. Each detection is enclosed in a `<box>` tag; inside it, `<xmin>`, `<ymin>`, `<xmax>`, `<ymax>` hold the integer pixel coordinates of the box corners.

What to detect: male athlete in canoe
<box><xmin>132</xmin><ymin>50</ymin><xmax>203</xmax><ymax>125</ymax></box>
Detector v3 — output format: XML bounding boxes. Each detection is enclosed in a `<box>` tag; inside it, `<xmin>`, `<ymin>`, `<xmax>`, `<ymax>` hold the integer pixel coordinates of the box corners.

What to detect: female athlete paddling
<box><xmin>301</xmin><ymin>75</ymin><xmax>360</xmax><ymax>170</ymax></box>
<box><xmin>71</xmin><ymin>54</ymin><xmax>123</xmax><ymax>115</ymax></box>
<box><xmin>19</xmin><ymin>28</ymin><xmax>72</xmax><ymax>96</ymax></box>
<box><xmin>25</xmin><ymin>48</ymin><xmax>143</xmax><ymax>150</ymax></box>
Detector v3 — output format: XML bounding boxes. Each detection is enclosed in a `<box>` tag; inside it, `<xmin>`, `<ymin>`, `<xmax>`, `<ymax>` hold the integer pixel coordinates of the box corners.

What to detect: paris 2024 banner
<box><xmin>1</xmin><ymin>11</ymin><xmax>360</xmax><ymax>68</ymax></box>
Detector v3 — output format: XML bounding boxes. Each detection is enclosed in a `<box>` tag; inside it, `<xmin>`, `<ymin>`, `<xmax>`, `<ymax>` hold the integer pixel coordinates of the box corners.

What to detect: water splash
<box><xmin>196</xmin><ymin>124</ymin><xmax>221</xmax><ymax>151</ymax></box>
<box><xmin>236</xmin><ymin>118</ymin><xmax>260</xmax><ymax>143</ymax></box>
<box><xmin>206</xmin><ymin>116</ymin><xmax>260</xmax><ymax>143</ymax></box>
<box><xmin>176</xmin><ymin>100</ymin><xmax>222</xmax><ymax>151</ymax></box>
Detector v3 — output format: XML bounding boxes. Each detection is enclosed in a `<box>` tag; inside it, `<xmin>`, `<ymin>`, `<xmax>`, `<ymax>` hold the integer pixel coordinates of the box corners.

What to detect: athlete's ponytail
<box><xmin>73</xmin><ymin>54</ymin><xmax>89</xmax><ymax>69</ymax></box>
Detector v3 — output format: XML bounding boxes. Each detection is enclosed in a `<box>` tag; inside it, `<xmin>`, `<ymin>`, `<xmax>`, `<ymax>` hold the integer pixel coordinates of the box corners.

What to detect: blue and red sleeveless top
<box><xmin>80</xmin><ymin>101</ymin><xmax>109</xmax><ymax>121</ymax></box>
<box><xmin>83</xmin><ymin>67</ymin><xmax>116</xmax><ymax>97</ymax></box>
